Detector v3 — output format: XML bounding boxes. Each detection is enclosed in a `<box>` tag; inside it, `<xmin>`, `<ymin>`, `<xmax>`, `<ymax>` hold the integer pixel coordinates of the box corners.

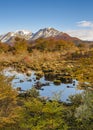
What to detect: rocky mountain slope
<box><xmin>0</xmin><ymin>28</ymin><xmax>80</xmax><ymax>43</ymax></box>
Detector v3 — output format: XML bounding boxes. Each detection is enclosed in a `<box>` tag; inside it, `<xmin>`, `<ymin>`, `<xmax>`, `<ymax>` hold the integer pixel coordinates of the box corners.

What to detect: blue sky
<box><xmin>0</xmin><ymin>0</ymin><xmax>93</xmax><ymax>40</ymax></box>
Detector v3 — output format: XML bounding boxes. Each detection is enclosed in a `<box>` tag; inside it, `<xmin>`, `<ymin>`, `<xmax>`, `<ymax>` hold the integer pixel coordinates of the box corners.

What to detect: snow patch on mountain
<box><xmin>0</xmin><ymin>30</ymin><xmax>33</xmax><ymax>43</ymax></box>
<box><xmin>31</xmin><ymin>28</ymin><xmax>61</xmax><ymax>40</ymax></box>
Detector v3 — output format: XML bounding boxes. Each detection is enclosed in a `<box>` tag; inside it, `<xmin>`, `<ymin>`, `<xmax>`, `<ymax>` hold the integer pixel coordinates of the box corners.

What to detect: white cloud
<box><xmin>66</xmin><ymin>29</ymin><xmax>93</xmax><ymax>41</ymax></box>
<box><xmin>77</xmin><ymin>21</ymin><xmax>93</xmax><ymax>28</ymax></box>
<box><xmin>65</xmin><ymin>20</ymin><xmax>93</xmax><ymax>41</ymax></box>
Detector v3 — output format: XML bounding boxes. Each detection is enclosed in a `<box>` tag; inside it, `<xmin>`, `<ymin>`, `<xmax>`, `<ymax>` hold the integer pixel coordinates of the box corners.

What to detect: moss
<box><xmin>35</xmin><ymin>71</ymin><xmax>43</xmax><ymax>78</ymax></box>
<box><xmin>53</xmin><ymin>80</ymin><xmax>61</xmax><ymax>85</ymax></box>
<box><xmin>26</xmin><ymin>71</ymin><xmax>32</xmax><ymax>76</ymax></box>
<box><xmin>44</xmin><ymin>72</ymin><xmax>56</xmax><ymax>81</ymax></box>
<box><xmin>36</xmin><ymin>76</ymin><xmax>41</xmax><ymax>80</ymax></box>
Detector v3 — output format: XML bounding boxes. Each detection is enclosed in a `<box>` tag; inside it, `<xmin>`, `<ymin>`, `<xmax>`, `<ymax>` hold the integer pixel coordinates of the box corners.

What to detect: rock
<box><xmin>67</xmin><ymin>85</ymin><xmax>70</xmax><ymax>88</ymax></box>
<box><xmin>42</xmin><ymin>82</ymin><xmax>50</xmax><ymax>86</ymax></box>
<box><xmin>67</xmin><ymin>86</ymin><xmax>73</xmax><ymax>88</ymax></box>
<box><xmin>34</xmin><ymin>81</ymin><xmax>42</xmax><ymax>89</ymax></box>
<box><xmin>27</xmin><ymin>79</ymin><xmax>32</xmax><ymax>82</ymax></box>
<box><xmin>20</xmin><ymin>79</ymin><xmax>24</xmax><ymax>83</ymax></box>
<box><xmin>16</xmin><ymin>87</ymin><xmax>22</xmax><ymax>91</ymax></box>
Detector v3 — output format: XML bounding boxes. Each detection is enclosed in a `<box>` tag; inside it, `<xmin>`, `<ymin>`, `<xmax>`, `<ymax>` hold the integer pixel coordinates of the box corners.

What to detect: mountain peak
<box><xmin>15</xmin><ymin>30</ymin><xmax>32</xmax><ymax>35</ymax></box>
<box><xmin>38</xmin><ymin>27</ymin><xmax>60</xmax><ymax>32</ymax></box>
<box><xmin>31</xmin><ymin>27</ymin><xmax>61</xmax><ymax>40</ymax></box>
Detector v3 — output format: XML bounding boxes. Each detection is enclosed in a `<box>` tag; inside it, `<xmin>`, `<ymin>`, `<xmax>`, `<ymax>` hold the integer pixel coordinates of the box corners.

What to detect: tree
<box><xmin>20</xmin><ymin>98</ymin><xmax>43</xmax><ymax>129</ymax></box>
<box><xmin>20</xmin><ymin>98</ymin><xmax>68</xmax><ymax>130</ymax></box>
<box><xmin>14</xmin><ymin>38</ymin><xmax>28</xmax><ymax>54</ymax></box>
<box><xmin>0</xmin><ymin>42</ymin><xmax>9</xmax><ymax>53</ymax></box>
<box><xmin>74</xmin><ymin>91</ymin><xmax>93</xmax><ymax>130</ymax></box>
<box><xmin>41</xmin><ymin>101</ymin><xmax>68</xmax><ymax>130</ymax></box>
<box><xmin>0</xmin><ymin>75</ymin><xmax>21</xmax><ymax>129</ymax></box>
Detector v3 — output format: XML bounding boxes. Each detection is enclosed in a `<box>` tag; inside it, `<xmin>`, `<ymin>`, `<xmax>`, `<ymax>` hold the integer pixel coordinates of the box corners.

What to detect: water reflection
<box><xmin>3</xmin><ymin>68</ymin><xmax>83</xmax><ymax>102</ymax></box>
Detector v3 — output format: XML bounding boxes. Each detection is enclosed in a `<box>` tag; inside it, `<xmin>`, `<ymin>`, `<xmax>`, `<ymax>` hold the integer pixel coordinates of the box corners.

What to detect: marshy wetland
<box><xmin>0</xmin><ymin>38</ymin><xmax>93</xmax><ymax>130</ymax></box>
<box><xmin>3</xmin><ymin>67</ymin><xmax>83</xmax><ymax>102</ymax></box>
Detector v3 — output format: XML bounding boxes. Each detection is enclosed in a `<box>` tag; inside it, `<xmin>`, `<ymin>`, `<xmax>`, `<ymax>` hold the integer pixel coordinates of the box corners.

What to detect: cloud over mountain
<box><xmin>66</xmin><ymin>21</ymin><xmax>93</xmax><ymax>41</ymax></box>
<box><xmin>67</xmin><ymin>29</ymin><xmax>93</xmax><ymax>41</ymax></box>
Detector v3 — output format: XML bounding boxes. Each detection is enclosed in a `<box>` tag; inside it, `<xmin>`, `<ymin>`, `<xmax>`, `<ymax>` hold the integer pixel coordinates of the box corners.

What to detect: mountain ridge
<box><xmin>0</xmin><ymin>28</ymin><xmax>81</xmax><ymax>43</ymax></box>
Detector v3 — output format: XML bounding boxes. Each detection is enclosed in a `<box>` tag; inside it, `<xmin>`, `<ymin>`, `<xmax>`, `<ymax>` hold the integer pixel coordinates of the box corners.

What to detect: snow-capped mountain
<box><xmin>0</xmin><ymin>28</ymin><xmax>80</xmax><ymax>43</ymax></box>
<box><xmin>0</xmin><ymin>30</ymin><xmax>33</xmax><ymax>43</ymax></box>
<box><xmin>0</xmin><ymin>32</ymin><xmax>14</xmax><ymax>43</ymax></box>
<box><xmin>30</xmin><ymin>28</ymin><xmax>79</xmax><ymax>41</ymax></box>
<box><xmin>30</xmin><ymin>28</ymin><xmax>61</xmax><ymax>40</ymax></box>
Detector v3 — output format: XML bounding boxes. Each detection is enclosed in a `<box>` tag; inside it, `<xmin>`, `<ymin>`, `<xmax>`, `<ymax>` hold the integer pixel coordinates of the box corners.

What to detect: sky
<box><xmin>0</xmin><ymin>0</ymin><xmax>93</xmax><ymax>40</ymax></box>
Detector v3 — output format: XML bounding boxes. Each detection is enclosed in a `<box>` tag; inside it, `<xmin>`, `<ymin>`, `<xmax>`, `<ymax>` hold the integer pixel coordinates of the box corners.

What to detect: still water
<box><xmin>4</xmin><ymin>68</ymin><xmax>83</xmax><ymax>102</ymax></box>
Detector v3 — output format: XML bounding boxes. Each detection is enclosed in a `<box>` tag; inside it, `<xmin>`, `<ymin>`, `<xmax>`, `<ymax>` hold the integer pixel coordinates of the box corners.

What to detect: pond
<box><xmin>3</xmin><ymin>67</ymin><xmax>84</xmax><ymax>102</ymax></box>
